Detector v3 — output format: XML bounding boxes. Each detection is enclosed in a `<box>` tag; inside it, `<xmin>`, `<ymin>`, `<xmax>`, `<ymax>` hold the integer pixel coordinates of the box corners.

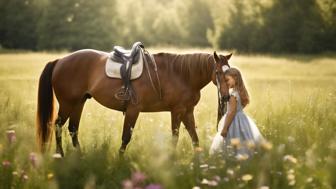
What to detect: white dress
<box><xmin>209</xmin><ymin>90</ymin><xmax>263</xmax><ymax>156</ymax></box>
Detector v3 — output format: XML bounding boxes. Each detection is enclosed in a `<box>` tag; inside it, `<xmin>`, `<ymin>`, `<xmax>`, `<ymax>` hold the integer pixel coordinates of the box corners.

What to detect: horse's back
<box><xmin>52</xmin><ymin>49</ymin><xmax>109</xmax><ymax>102</ymax></box>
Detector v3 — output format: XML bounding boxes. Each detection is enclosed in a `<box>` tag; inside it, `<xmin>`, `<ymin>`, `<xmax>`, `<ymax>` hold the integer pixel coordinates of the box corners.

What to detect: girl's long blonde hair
<box><xmin>225</xmin><ymin>67</ymin><xmax>250</xmax><ymax>107</ymax></box>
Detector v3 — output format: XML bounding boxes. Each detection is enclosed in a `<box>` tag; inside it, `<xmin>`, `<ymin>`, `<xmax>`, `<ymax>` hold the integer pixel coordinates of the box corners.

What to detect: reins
<box><xmin>143</xmin><ymin>49</ymin><xmax>162</xmax><ymax>100</ymax></box>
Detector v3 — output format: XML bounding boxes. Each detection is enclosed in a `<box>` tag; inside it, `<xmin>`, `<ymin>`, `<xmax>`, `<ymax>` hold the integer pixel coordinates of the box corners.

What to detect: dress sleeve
<box><xmin>230</xmin><ymin>90</ymin><xmax>239</xmax><ymax>100</ymax></box>
<box><xmin>230</xmin><ymin>91</ymin><xmax>239</xmax><ymax>101</ymax></box>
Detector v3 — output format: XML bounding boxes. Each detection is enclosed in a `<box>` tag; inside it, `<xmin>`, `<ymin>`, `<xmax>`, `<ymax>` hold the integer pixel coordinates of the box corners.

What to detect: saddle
<box><xmin>111</xmin><ymin>41</ymin><xmax>144</xmax><ymax>64</ymax></box>
<box><xmin>105</xmin><ymin>42</ymin><xmax>145</xmax><ymax>105</ymax></box>
<box><xmin>106</xmin><ymin>42</ymin><xmax>144</xmax><ymax>80</ymax></box>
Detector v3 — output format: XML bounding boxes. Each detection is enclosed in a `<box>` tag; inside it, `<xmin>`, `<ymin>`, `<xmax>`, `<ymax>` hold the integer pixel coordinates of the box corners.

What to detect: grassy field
<box><xmin>0</xmin><ymin>51</ymin><xmax>335</xmax><ymax>189</ymax></box>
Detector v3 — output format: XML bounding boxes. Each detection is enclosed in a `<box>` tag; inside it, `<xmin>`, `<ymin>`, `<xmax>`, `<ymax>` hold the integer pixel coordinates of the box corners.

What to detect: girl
<box><xmin>209</xmin><ymin>67</ymin><xmax>263</xmax><ymax>157</ymax></box>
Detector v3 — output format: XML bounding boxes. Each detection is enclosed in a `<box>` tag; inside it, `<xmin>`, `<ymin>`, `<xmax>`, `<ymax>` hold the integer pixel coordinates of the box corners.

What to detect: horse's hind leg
<box><xmin>68</xmin><ymin>102</ymin><xmax>85</xmax><ymax>151</ymax></box>
<box><xmin>55</xmin><ymin>106</ymin><xmax>71</xmax><ymax>156</ymax></box>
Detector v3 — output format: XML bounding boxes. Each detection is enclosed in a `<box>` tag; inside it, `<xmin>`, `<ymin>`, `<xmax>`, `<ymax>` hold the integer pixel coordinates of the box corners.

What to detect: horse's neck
<box><xmin>156</xmin><ymin>53</ymin><xmax>214</xmax><ymax>90</ymax></box>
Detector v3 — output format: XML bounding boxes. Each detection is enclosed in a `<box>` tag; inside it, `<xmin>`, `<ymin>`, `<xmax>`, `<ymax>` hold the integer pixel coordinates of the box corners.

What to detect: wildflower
<box><xmin>29</xmin><ymin>152</ymin><xmax>37</xmax><ymax>167</ymax></box>
<box><xmin>192</xmin><ymin>186</ymin><xmax>201</xmax><ymax>189</ymax></box>
<box><xmin>287</xmin><ymin>174</ymin><xmax>295</xmax><ymax>181</ymax></box>
<box><xmin>122</xmin><ymin>179</ymin><xmax>133</xmax><ymax>189</ymax></box>
<box><xmin>213</xmin><ymin>175</ymin><xmax>221</xmax><ymax>182</ymax></box>
<box><xmin>283</xmin><ymin>155</ymin><xmax>298</xmax><ymax>164</ymax></box>
<box><xmin>246</xmin><ymin>140</ymin><xmax>256</xmax><ymax>149</ymax></box>
<box><xmin>236</xmin><ymin>154</ymin><xmax>249</xmax><ymax>161</ymax></box>
<box><xmin>2</xmin><ymin>160</ymin><xmax>11</xmax><ymax>167</ymax></box>
<box><xmin>52</xmin><ymin>153</ymin><xmax>62</xmax><ymax>159</ymax></box>
<box><xmin>201</xmin><ymin>178</ymin><xmax>209</xmax><ymax>184</ymax></box>
<box><xmin>47</xmin><ymin>173</ymin><xmax>54</xmax><ymax>180</ymax></box>
<box><xmin>227</xmin><ymin>169</ymin><xmax>234</xmax><ymax>177</ymax></box>
<box><xmin>12</xmin><ymin>171</ymin><xmax>18</xmax><ymax>176</ymax></box>
<box><xmin>201</xmin><ymin>178</ymin><xmax>218</xmax><ymax>186</ymax></box>
<box><xmin>288</xmin><ymin>180</ymin><xmax>296</xmax><ymax>186</ymax></box>
<box><xmin>6</xmin><ymin>130</ymin><xmax>16</xmax><ymax>144</ymax></box>
<box><xmin>259</xmin><ymin>186</ymin><xmax>269</xmax><ymax>189</ymax></box>
<box><xmin>287</xmin><ymin>169</ymin><xmax>294</xmax><ymax>174</ymax></box>
<box><xmin>260</xmin><ymin>141</ymin><xmax>273</xmax><ymax>151</ymax></box>
<box><xmin>230</xmin><ymin>138</ymin><xmax>241</xmax><ymax>148</ymax></box>
<box><xmin>145</xmin><ymin>184</ymin><xmax>163</xmax><ymax>189</ymax></box>
<box><xmin>200</xmin><ymin>164</ymin><xmax>208</xmax><ymax>169</ymax></box>
<box><xmin>209</xmin><ymin>166</ymin><xmax>217</xmax><ymax>170</ymax></box>
<box><xmin>22</xmin><ymin>174</ymin><xmax>29</xmax><ymax>181</ymax></box>
<box><xmin>194</xmin><ymin>147</ymin><xmax>203</xmax><ymax>152</ymax></box>
<box><xmin>306</xmin><ymin>177</ymin><xmax>313</xmax><ymax>183</ymax></box>
<box><xmin>208</xmin><ymin>180</ymin><xmax>218</xmax><ymax>186</ymax></box>
<box><xmin>132</xmin><ymin>171</ymin><xmax>146</xmax><ymax>185</ymax></box>
<box><xmin>241</xmin><ymin>174</ymin><xmax>253</xmax><ymax>181</ymax></box>
<box><xmin>223</xmin><ymin>177</ymin><xmax>229</xmax><ymax>182</ymax></box>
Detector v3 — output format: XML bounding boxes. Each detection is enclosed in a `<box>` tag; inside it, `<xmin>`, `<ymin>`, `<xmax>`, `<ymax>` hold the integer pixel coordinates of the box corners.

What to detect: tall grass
<box><xmin>0</xmin><ymin>52</ymin><xmax>335</xmax><ymax>189</ymax></box>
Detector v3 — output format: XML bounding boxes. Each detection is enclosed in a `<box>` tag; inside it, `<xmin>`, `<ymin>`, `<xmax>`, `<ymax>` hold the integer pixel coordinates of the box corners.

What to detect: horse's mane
<box><xmin>157</xmin><ymin>53</ymin><xmax>214</xmax><ymax>84</ymax></box>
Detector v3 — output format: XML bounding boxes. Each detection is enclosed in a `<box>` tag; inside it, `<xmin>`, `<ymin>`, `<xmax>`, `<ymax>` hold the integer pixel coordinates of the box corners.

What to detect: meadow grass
<box><xmin>0</xmin><ymin>51</ymin><xmax>335</xmax><ymax>189</ymax></box>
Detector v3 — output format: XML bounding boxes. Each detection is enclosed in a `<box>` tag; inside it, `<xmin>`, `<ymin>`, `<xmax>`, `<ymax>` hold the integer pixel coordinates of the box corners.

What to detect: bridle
<box><xmin>215</xmin><ymin>64</ymin><xmax>230</xmax><ymax>131</ymax></box>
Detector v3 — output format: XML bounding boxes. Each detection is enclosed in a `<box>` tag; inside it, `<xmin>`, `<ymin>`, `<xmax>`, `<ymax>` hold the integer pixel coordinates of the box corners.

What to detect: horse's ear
<box><xmin>213</xmin><ymin>51</ymin><xmax>220</xmax><ymax>63</ymax></box>
<box><xmin>225</xmin><ymin>53</ymin><xmax>232</xmax><ymax>60</ymax></box>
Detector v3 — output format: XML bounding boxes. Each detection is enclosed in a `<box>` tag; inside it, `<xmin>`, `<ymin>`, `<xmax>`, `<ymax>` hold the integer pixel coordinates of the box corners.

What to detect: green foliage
<box><xmin>1</xmin><ymin>0</ymin><xmax>336</xmax><ymax>53</ymax></box>
<box><xmin>37</xmin><ymin>0</ymin><xmax>119</xmax><ymax>51</ymax></box>
<box><xmin>0</xmin><ymin>0</ymin><xmax>42</xmax><ymax>50</ymax></box>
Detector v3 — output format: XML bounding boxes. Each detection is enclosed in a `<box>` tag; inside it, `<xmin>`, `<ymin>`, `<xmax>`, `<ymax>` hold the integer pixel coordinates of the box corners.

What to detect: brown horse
<box><xmin>36</xmin><ymin>49</ymin><xmax>231</xmax><ymax>156</ymax></box>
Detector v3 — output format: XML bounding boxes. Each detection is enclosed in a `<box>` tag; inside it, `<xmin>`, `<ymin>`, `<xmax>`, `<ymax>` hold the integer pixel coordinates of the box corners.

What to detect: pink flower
<box><xmin>145</xmin><ymin>184</ymin><xmax>163</xmax><ymax>189</ymax></box>
<box><xmin>2</xmin><ymin>160</ymin><xmax>11</xmax><ymax>167</ymax></box>
<box><xmin>29</xmin><ymin>152</ymin><xmax>37</xmax><ymax>167</ymax></box>
<box><xmin>6</xmin><ymin>130</ymin><xmax>16</xmax><ymax>144</ymax></box>
<box><xmin>122</xmin><ymin>179</ymin><xmax>133</xmax><ymax>189</ymax></box>
<box><xmin>132</xmin><ymin>171</ymin><xmax>147</xmax><ymax>185</ymax></box>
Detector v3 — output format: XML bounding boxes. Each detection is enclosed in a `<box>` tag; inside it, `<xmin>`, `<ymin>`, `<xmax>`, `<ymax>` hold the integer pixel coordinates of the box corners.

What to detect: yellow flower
<box><xmin>288</xmin><ymin>180</ymin><xmax>296</xmax><ymax>186</ymax></box>
<box><xmin>246</xmin><ymin>140</ymin><xmax>256</xmax><ymax>149</ymax></box>
<box><xmin>230</xmin><ymin>138</ymin><xmax>241</xmax><ymax>147</ymax></box>
<box><xmin>287</xmin><ymin>174</ymin><xmax>295</xmax><ymax>181</ymax></box>
<box><xmin>261</xmin><ymin>141</ymin><xmax>273</xmax><ymax>151</ymax></box>
<box><xmin>283</xmin><ymin>155</ymin><xmax>298</xmax><ymax>164</ymax></box>
<box><xmin>194</xmin><ymin>147</ymin><xmax>203</xmax><ymax>152</ymax></box>
<box><xmin>47</xmin><ymin>173</ymin><xmax>54</xmax><ymax>180</ymax></box>
<box><xmin>241</xmin><ymin>174</ymin><xmax>253</xmax><ymax>181</ymax></box>
<box><xmin>236</xmin><ymin>154</ymin><xmax>249</xmax><ymax>161</ymax></box>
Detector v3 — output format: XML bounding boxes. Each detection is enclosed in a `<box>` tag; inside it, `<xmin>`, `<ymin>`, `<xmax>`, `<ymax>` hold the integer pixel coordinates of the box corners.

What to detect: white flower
<box><xmin>241</xmin><ymin>174</ymin><xmax>253</xmax><ymax>181</ymax></box>
<box><xmin>283</xmin><ymin>155</ymin><xmax>298</xmax><ymax>164</ymax></box>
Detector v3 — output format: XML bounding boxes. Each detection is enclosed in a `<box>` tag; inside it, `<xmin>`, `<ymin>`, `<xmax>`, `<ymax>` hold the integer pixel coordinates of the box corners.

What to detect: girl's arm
<box><xmin>221</xmin><ymin>96</ymin><xmax>237</xmax><ymax>137</ymax></box>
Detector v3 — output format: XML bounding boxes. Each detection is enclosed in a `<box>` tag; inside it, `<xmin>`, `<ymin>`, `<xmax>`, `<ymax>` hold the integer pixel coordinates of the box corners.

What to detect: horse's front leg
<box><xmin>182</xmin><ymin>108</ymin><xmax>199</xmax><ymax>147</ymax></box>
<box><xmin>119</xmin><ymin>108</ymin><xmax>140</xmax><ymax>155</ymax></box>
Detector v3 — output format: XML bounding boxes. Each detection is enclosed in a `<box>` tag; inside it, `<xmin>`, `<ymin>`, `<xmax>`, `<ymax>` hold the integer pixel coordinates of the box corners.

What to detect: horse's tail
<box><xmin>36</xmin><ymin>59</ymin><xmax>58</xmax><ymax>152</ymax></box>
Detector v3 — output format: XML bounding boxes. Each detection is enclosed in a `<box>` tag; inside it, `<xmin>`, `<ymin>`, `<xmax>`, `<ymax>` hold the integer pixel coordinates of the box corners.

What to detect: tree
<box><xmin>181</xmin><ymin>0</ymin><xmax>214</xmax><ymax>47</ymax></box>
<box><xmin>0</xmin><ymin>0</ymin><xmax>42</xmax><ymax>50</ymax></box>
<box><xmin>37</xmin><ymin>0</ymin><xmax>119</xmax><ymax>51</ymax></box>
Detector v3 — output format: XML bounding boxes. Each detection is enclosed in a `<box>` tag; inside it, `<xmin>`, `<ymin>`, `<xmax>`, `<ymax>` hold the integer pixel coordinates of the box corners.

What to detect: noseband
<box><xmin>215</xmin><ymin>70</ymin><xmax>230</xmax><ymax>103</ymax></box>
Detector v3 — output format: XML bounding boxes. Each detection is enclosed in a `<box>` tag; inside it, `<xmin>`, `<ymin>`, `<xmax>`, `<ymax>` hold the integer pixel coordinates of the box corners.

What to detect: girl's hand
<box><xmin>221</xmin><ymin>130</ymin><xmax>227</xmax><ymax>138</ymax></box>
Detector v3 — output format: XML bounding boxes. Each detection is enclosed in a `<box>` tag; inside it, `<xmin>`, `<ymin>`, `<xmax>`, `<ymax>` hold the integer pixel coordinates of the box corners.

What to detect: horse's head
<box><xmin>212</xmin><ymin>51</ymin><xmax>232</xmax><ymax>101</ymax></box>
<box><xmin>212</xmin><ymin>51</ymin><xmax>232</xmax><ymax>127</ymax></box>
